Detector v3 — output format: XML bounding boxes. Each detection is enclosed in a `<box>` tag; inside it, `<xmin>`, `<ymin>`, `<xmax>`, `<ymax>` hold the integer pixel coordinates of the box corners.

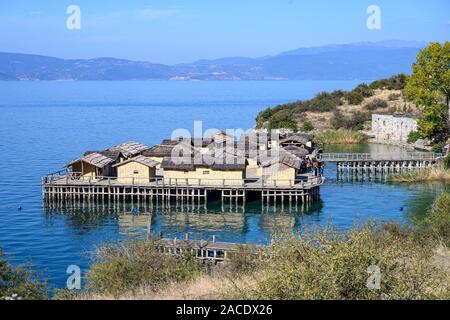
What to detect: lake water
<box><xmin>0</xmin><ymin>80</ymin><xmax>447</xmax><ymax>290</ymax></box>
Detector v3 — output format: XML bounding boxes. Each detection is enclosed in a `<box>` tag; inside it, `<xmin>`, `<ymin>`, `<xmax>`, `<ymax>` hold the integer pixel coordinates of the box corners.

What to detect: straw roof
<box><xmin>65</xmin><ymin>152</ymin><xmax>116</xmax><ymax>169</ymax></box>
<box><xmin>142</xmin><ymin>144</ymin><xmax>176</xmax><ymax>157</ymax></box>
<box><xmin>261</xmin><ymin>149</ymin><xmax>303</xmax><ymax>169</ymax></box>
<box><xmin>113</xmin><ymin>155</ymin><xmax>158</xmax><ymax>168</ymax></box>
<box><xmin>115</xmin><ymin>141</ymin><xmax>149</xmax><ymax>157</ymax></box>
<box><xmin>282</xmin><ymin>145</ymin><xmax>310</xmax><ymax>158</ymax></box>
<box><xmin>280</xmin><ymin>133</ymin><xmax>312</xmax><ymax>145</ymax></box>
<box><xmin>84</xmin><ymin>149</ymin><xmax>123</xmax><ymax>161</ymax></box>
<box><xmin>160</xmin><ymin>150</ymin><xmax>246</xmax><ymax>171</ymax></box>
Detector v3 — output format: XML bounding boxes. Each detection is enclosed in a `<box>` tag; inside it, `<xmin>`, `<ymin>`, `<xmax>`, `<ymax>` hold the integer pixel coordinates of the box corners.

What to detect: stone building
<box><xmin>372</xmin><ymin>114</ymin><xmax>418</xmax><ymax>142</ymax></box>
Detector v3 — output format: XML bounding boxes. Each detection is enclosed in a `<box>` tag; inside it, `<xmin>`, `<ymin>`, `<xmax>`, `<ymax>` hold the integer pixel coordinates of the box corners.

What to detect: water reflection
<box><xmin>43</xmin><ymin>199</ymin><xmax>323</xmax><ymax>244</ymax></box>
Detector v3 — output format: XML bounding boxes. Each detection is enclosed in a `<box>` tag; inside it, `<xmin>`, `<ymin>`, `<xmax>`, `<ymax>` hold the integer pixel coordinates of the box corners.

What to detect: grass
<box><xmin>387</xmin><ymin>164</ymin><xmax>450</xmax><ymax>183</ymax></box>
<box><xmin>315</xmin><ymin>129</ymin><xmax>368</xmax><ymax>145</ymax></box>
<box><xmin>59</xmin><ymin>191</ymin><xmax>450</xmax><ymax>300</ymax></box>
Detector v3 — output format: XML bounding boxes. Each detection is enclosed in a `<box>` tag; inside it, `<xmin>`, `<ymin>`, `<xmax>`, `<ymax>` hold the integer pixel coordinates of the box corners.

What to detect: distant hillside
<box><xmin>0</xmin><ymin>41</ymin><xmax>426</xmax><ymax>81</ymax></box>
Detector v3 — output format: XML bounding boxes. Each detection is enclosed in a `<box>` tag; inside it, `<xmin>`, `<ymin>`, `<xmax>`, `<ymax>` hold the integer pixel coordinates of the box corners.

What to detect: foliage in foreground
<box><xmin>59</xmin><ymin>191</ymin><xmax>450</xmax><ymax>300</ymax></box>
<box><xmin>226</xmin><ymin>221</ymin><xmax>450</xmax><ymax>300</ymax></box>
<box><xmin>413</xmin><ymin>192</ymin><xmax>450</xmax><ymax>247</ymax></box>
<box><xmin>86</xmin><ymin>239</ymin><xmax>206</xmax><ymax>297</ymax></box>
<box><xmin>315</xmin><ymin>129</ymin><xmax>368</xmax><ymax>145</ymax></box>
<box><xmin>0</xmin><ymin>248</ymin><xmax>47</xmax><ymax>300</ymax></box>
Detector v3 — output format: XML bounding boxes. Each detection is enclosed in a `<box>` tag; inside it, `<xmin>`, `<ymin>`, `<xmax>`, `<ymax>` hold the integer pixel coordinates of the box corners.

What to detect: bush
<box><xmin>228</xmin><ymin>222</ymin><xmax>450</xmax><ymax>299</ymax></box>
<box><xmin>303</xmin><ymin>91</ymin><xmax>342</xmax><ymax>112</ymax></box>
<box><xmin>0</xmin><ymin>247</ymin><xmax>47</xmax><ymax>300</ymax></box>
<box><xmin>353</xmin><ymin>83</ymin><xmax>374</xmax><ymax>97</ymax></box>
<box><xmin>370</xmin><ymin>74</ymin><xmax>407</xmax><ymax>90</ymax></box>
<box><xmin>268</xmin><ymin>112</ymin><xmax>298</xmax><ymax>130</ymax></box>
<box><xmin>87</xmin><ymin>240</ymin><xmax>205</xmax><ymax>297</ymax></box>
<box><xmin>331</xmin><ymin>110</ymin><xmax>370</xmax><ymax>130</ymax></box>
<box><xmin>444</xmin><ymin>154</ymin><xmax>450</xmax><ymax>169</ymax></box>
<box><xmin>345</xmin><ymin>91</ymin><xmax>365</xmax><ymax>105</ymax></box>
<box><xmin>302</xmin><ymin>121</ymin><xmax>314</xmax><ymax>132</ymax></box>
<box><xmin>413</xmin><ymin>192</ymin><xmax>450</xmax><ymax>246</ymax></box>
<box><xmin>407</xmin><ymin>131</ymin><xmax>421</xmax><ymax>144</ymax></box>
<box><xmin>364</xmin><ymin>99</ymin><xmax>388</xmax><ymax>111</ymax></box>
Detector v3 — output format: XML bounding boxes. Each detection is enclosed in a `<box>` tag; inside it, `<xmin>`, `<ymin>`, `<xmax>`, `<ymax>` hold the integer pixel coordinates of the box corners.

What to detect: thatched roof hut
<box><xmin>115</xmin><ymin>141</ymin><xmax>149</xmax><ymax>157</ymax></box>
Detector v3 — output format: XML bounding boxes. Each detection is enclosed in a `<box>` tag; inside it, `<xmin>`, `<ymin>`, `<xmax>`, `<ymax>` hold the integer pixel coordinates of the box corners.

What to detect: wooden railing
<box><xmin>319</xmin><ymin>152</ymin><xmax>443</xmax><ymax>162</ymax></box>
<box><xmin>43</xmin><ymin>172</ymin><xmax>324</xmax><ymax>189</ymax></box>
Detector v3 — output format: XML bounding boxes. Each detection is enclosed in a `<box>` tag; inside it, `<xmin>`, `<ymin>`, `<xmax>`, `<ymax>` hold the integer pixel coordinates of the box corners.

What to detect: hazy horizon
<box><xmin>0</xmin><ymin>1</ymin><xmax>448</xmax><ymax>64</ymax></box>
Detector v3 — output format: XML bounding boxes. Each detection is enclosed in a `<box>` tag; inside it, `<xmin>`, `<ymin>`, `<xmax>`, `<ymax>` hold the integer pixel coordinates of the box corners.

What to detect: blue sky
<box><xmin>0</xmin><ymin>0</ymin><xmax>448</xmax><ymax>64</ymax></box>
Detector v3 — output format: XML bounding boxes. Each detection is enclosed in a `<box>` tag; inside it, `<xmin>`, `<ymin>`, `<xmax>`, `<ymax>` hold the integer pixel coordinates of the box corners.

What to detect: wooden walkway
<box><xmin>319</xmin><ymin>152</ymin><xmax>443</xmax><ymax>162</ymax></box>
<box><xmin>319</xmin><ymin>152</ymin><xmax>443</xmax><ymax>176</ymax></box>
<box><xmin>158</xmin><ymin>237</ymin><xmax>245</xmax><ymax>262</ymax></box>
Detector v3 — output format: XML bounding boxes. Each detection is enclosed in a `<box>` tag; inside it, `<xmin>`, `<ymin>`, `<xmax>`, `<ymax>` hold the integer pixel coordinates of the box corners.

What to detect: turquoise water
<box><xmin>0</xmin><ymin>80</ymin><xmax>446</xmax><ymax>290</ymax></box>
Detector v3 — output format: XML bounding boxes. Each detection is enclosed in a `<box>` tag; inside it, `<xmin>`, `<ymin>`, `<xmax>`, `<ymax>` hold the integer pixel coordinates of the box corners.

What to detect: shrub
<box><xmin>407</xmin><ymin>131</ymin><xmax>421</xmax><ymax>144</ymax></box>
<box><xmin>370</xmin><ymin>74</ymin><xmax>408</xmax><ymax>90</ymax></box>
<box><xmin>331</xmin><ymin>110</ymin><xmax>370</xmax><ymax>130</ymax></box>
<box><xmin>268</xmin><ymin>112</ymin><xmax>298</xmax><ymax>130</ymax></box>
<box><xmin>302</xmin><ymin>121</ymin><xmax>314</xmax><ymax>132</ymax></box>
<box><xmin>345</xmin><ymin>91</ymin><xmax>364</xmax><ymax>105</ymax></box>
<box><xmin>86</xmin><ymin>240</ymin><xmax>205</xmax><ymax>297</ymax></box>
<box><xmin>228</xmin><ymin>222</ymin><xmax>450</xmax><ymax>299</ymax></box>
<box><xmin>353</xmin><ymin>83</ymin><xmax>374</xmax><ymax>97</ymax></box>
<box><xmin>302</xmin><ymin>91</ymin><xmax>341</xmax><ymax>112</ymax></box>
<box><xmin>388</xmin><ymin>93</ymin><xmax>400</xmax><ymax>101</ymax></box>
<box><xmin>413</xmin><ymin>192</ymin><xmax>450</xmax><ymax>246</ymax></box>
<box><xmin>444</xmin><ymin>154</ymin><xmax>450</xmax><ymax>169</ymax></box>
<box><xmin>364</xmin><ymin>99</ymin><xmax>388</xmax><ymax>111</ymax></box>
<box><xmin>0</xmin><ymin>247</ymin><xmax>47</xmax><ymax>300</ymax></box>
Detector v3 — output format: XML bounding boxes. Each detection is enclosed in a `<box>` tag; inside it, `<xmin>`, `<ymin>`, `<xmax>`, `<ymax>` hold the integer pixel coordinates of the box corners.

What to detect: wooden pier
<box><xmin>158</xmin><ymin>236</ymin><xmax>246</xmax><ymax>262</ymax></box>
<box><xmin>319</xmin><ymin>152</ymin><xmax>443</xmax><ymax>176</ymax></box>
<box><xmin>42</xmin><ymin>172</ymin><xmax>324</xmax><ymax>205</ymax></box>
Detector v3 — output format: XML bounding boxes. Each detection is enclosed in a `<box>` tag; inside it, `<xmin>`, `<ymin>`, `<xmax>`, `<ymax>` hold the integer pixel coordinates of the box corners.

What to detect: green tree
<box><xmin>0</xmin><ymin>247</ymin><xmax>47</xmax><ymax>299</ymax></box>
<box><xmin>405</xmin><ymin>41</ymin><xmax>450</xmax><ymax>141</ymax></box>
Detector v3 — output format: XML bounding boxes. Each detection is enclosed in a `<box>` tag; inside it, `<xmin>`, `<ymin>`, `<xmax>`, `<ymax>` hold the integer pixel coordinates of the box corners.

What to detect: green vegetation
<box><xmin>369</xmin><ymin>74</ymin><xmax>408</xmax><ymax>90</ymax></box>
<box><xmin>227</xmin><ymin>222</ymin><xmax>449</xmax><ymax>299</ymax></box>
<box><xmin>407</xmin><ymin>130</ymin><xmax>421</xmax><ymax>144</ymax></box>
<box><xmin>331</xmin><ymin>110</ymin><xmax>370</xmax><ymax>131</ymax></box>
<box><xmin>267</xmin><ymin>112</ymin><xmax>298</xmax><ymax>130</ymax></box>
<box><xmin>364</xmin><ymin>98</ymin><xmax>388</xmax><ymax>111</ymax></box>
<box><xmin>413</xmin><ymin>192</ymin><xmax>450</xmax><ymax>247</ymax></box>
<box><xmin>302</xmin><ymin>121</ymin><xmax>314</xmax><ymax>132</ymax></box>
<box><xmin>405</xmin><ymin>41</ymin><xmax>450</xmax><ymax>143</ymax></box>
<box><xmin>388</xmin><ymin>93</ymin><xmax>401</xmax><ymax>101</ymax></box>
<box><xmin>255</xmin><ymin>76</ymin><xmax>399</xmax><ymax>130</ymax></box>
<box><xmin>55</xmin><ymin>191</ymin><xmax>450</xmax><ymax>300</ymax></box>
<box><xmin>315</xmin><ymin>130</ymin><xmax>368</xmax><ymax>145</ymax></box>
<box><xmin>0</xmin><ymin>247</ymin><xmax>47</xmax><ymax>300</ymax></box>
<box><xmin>86</xmin><ymin>240</ymin><xmax>206</xmax><ymax>298</ymax></box>
<box><xmin>386</xmin><ymin>163</ymin><xmax>450</xmax><ymax>183</ymax></box>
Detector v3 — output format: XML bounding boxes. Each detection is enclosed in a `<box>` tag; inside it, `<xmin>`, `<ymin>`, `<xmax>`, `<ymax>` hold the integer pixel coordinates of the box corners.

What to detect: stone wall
<box><xmin>372</xmin><ymin>114</ymin><xmax>418</xmax><ymax>142</ymax></box>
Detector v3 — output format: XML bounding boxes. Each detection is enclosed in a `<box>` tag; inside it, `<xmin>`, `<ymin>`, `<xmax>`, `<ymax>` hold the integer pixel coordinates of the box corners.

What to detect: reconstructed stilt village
<box><xmin>42</xmin><ymin>130</ymin><xmax>325</xmax><ymax>204</ymax></box>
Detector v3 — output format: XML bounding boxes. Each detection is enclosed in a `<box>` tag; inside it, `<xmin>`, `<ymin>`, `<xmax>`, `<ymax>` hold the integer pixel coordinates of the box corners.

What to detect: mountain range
<box><xmin>0</xmin><ymin>41</ymin><xmax>426</xmax><ymax>81</ymax></box>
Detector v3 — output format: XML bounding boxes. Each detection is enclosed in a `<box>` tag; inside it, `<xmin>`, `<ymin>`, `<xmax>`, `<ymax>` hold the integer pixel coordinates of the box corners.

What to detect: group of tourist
<box><xmin>305</xmin><ymin>157</ymin><xmax>322</xmax><ymax>176</ymax></box>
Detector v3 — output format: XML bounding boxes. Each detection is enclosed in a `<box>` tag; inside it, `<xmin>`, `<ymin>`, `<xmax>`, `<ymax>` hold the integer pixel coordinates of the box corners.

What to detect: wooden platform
<box><xmin>42</xmin><ymin>173</ymin><xmax>324</xmax><ymax>204</ymax></box>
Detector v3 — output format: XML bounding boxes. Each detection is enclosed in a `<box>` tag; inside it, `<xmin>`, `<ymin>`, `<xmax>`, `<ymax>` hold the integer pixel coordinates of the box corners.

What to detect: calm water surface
<box><xmin>0</xmin><ymin>80</ymin><xmax>447</xmax><ymax>289</ymax></box>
